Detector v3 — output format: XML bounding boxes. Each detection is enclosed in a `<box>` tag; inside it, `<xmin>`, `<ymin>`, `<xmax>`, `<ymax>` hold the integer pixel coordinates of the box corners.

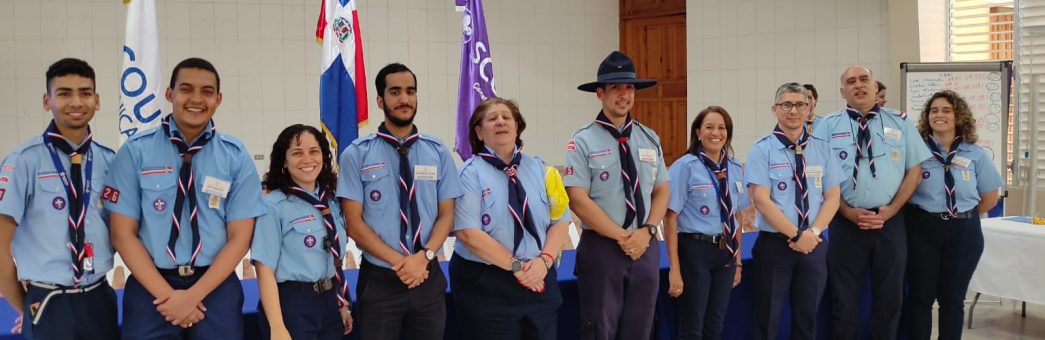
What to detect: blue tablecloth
<box><xmin>0</xmin><ymin>232</ymin><xmax>873</xmax><ymax>339</ymax></box>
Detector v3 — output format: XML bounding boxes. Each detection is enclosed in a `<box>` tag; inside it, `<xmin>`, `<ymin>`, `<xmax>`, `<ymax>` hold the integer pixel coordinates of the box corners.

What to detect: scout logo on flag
<box><xmin>118</xmin><ymin>0</ymin><xmax>163</xmax><ymax>143</ymax></box>
<box><xmin>318</xmin><ymin>0</ymin><xmax>368</xmax><ymax>156</ymax></box>
<box><xmin>455</xmin><ymin>0</ymin><xmax>497</xmax><ymax>161</ymax></box>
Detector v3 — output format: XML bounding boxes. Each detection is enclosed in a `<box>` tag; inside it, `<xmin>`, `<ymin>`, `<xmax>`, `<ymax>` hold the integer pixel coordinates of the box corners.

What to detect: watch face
<box><xmin>425</xmin><ymin>250</ymin><xmax>435</xmax><ymax>260</ymax></box>
<box><xmin>511</xmin><ymin>260</ymin><xmax>522</xmax><ymax>272</ymax></box>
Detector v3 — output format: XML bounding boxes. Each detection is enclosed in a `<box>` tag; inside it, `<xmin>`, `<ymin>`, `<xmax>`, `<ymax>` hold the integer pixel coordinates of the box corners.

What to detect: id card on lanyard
<box><xmin>42</xmin><ymin>137</ymin><xmax>95</xmax><ymax>274</ymax></box>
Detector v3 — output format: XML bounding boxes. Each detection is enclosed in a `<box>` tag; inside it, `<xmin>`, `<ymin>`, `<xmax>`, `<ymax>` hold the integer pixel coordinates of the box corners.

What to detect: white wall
<box><xmin>686</xmin><ymin>0</ymin><xmax>892</xmax><ymax>161</ymax></box>
<box><xmin>0</xmin><ymin>0</ymin><xmax>619</xmax><ymax>168</ymax></box>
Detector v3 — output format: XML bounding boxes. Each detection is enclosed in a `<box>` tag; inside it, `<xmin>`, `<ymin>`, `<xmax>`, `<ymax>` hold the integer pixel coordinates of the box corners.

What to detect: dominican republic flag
<box><xmin>118</xmin><ymin>0</ymin><xmax>163</xmax><ymax>144</ymax></box>
<box><xmin>317</xmin><ymin>0</ymin><xmax>368</xmax><ymax>156</ymax></box>
<box><xmin>455</xmin><ymin>0</ymin><xmax>497</xmax><ymax>161</ymax></box>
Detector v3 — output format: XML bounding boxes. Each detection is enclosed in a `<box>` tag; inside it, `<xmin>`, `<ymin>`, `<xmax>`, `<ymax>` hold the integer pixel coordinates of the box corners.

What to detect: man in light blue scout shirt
<box><xmin>812</xmin><ymin>66</ymin><xmax>931</xmax><ymax>340</ymax></box>
<box><xmin>747</xmin><ymin>83</ymin><xmax>844</xmax><ymax>340</ymax></box>
<box><xmin>105</xmin><ymin>58</ymin><xmax>266</xmax><ymax>339</ymax></box>
<box><xmin>338</xmin><ymin>63</ymin><xmax>462</xmax><ymax>340</ymax></box>
<box><xmin>0</xmin><ymin>58</ymin><xmax>118</xmax><ymax>339</ymax></box>
<box><xmin>564</xmin><ymin>51</ymin><xmax>670</xmax><ymax>340</ymax></box>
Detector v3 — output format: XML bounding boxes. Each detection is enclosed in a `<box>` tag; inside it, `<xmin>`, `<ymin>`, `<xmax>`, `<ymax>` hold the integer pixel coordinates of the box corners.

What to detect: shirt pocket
<box><xmin>829</xmin><ymin>137</ymin><xmax>857</xmax><ymax>162</ymax></box>
<box><xmin>874</xmin><ymin>131</ymin><xmax>903</xmax><ymax>159</ymax></box>
<box><xmin>687</xmin><ymin>179</ymin><xmax>717</xmax><ymax>218</ymax></box>
<box><xmin>359</xmin><ymin>164</ymin><xmax>390</xmax><ymax>205</ymax></box>
<box><xmin>769</xmin><ymin>167</ymin><xmax>793</xmax><ymax>202</ymax></box>
<box><xmin>140</xmin><ymin>173</ymin><xmax>178</xmax><ymax>218</ymax></box>
<box><xmin>587</xmin><ymin>153</ymin><xmax>619</xmax><ymax>183</ymax></box>
<box><xmin>33</xmin><ymin>172</ymin><xmax>66</xmax><ymax>213</ymax></box>
<box><xmin>288</xmin><ymin>215</ymin><xmax>327</xmax><ymax>253</ymax></box>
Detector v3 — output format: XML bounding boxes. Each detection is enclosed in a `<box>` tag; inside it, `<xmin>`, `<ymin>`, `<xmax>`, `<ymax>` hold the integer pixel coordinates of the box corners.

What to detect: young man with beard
<box><xmin>563</xmin><ymin>51</ymin><xmax>670</xmax><ymax>340</ymax></box>
<box><xmin>338</xmin><ymin>63</ymin><xmax>462</xmax><ymax>340</ymax></box>
<box><xmin>0</xmin><ymin>58</ymin><xmax>118</xmax><ymax>339</ymax></box>
<box><xmin>105</xmin><ymin>57</ymin><xmax>266</xmax><ymax>339</ymax></box>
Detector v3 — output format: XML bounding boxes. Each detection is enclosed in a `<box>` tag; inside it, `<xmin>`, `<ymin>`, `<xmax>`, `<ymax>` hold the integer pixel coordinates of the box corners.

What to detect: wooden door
<box><xmin>620</xmin><ymin>2</ymin><xmax>686</xmax><ymax>166</ymax></box>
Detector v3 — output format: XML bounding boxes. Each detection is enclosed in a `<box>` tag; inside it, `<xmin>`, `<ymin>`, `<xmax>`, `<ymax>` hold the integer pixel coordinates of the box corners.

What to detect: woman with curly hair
<box><xmin>903</xmin><ymin>90</ymin><xmax>1002</xmax><ymax>340</ymax></box>
<box><xmin>251</xmin><ymin>124</ymin><xmax>353</xmax><ymax>339</ymax></box>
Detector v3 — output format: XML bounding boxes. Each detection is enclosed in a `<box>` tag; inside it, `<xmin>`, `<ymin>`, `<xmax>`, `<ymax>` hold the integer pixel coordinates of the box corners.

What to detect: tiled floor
<box><xmin>957</xmin><ymin>293</ymin><xmax>1045</xmax><ymax>339</ymax></box>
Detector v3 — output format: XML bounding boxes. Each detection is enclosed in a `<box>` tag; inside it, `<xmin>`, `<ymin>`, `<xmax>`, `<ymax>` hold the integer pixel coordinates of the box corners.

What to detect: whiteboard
<box><xmin>901</xmin><ymin>61</ymin><xmax>1012</xmax><ymax>192</ymax></box>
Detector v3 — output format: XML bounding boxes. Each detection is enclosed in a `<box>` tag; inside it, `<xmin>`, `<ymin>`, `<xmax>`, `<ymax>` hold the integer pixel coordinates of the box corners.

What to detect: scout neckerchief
<box><xmin>845</xmin><ymin>105</ymin><xmax>880</xmax><ymax>189</ymax></box>
<box><xmin>594</xmin><ymin>112</ymin><xmax>645</xmax><ymax>229</ymax></box>
<box><xmin>287</xmin><ymin>184</ymin><xmax>349</xmax><ymax>307</ymax></box>
<box><xmin>42</xmin><ymin>121</ymin><xmax>94</xmax><ymax>285</ymax></box>
<box><xmin>476</xmin><ymin>146</ymin><xmax>543</xmax><ymax>255</ymax></box>
<box><xmin>695</xmin><ymin>147</ymin><xmax>739</xmax><ymax>259</ymax></box>
<box><xmin>163</xmin><ymin>114</ymin><xmax>214</xmax><ymax>268</ymax></box>
<box><xmin>772</xmin><ymin>126</ymin><xmax>812</xmax><ymax>232</ymax></box>
<box><xmin>375</xmin><ymin>123</ymin><xmax>423</xmax><ymax>254</ymax></box>
<box><xmin>926</xmin><ymin>136</ymin><xmax>962</xmax><ymax>217</ymax></box>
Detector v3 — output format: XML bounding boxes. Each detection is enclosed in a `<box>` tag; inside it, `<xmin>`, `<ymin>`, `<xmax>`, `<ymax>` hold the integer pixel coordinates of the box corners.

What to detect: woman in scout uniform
<box><xmin>451</xmin><ymin>98</ymin><xmax>571</xmax><ymax>339</ymax></box>
<box><xmin>252</xmin><ymin>124</ymin><xmax>353</xmax><ymax>340</ymax></box>
<box><xmin>904</xmin><ymin>90</ymin><xmax>1002</xmax><ymax>340</ymax></box>
<box><xmin>665</xmin><ymin>106</ymin><xmax>749</xmax><ymax>340</ymax></box>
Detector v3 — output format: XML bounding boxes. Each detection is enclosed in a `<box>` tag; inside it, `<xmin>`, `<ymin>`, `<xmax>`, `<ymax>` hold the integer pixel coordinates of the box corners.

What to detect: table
<box><xmin>967</xmin><ymin>216</ymin><xmax>1045</xmax><ymax>327</ymax></box>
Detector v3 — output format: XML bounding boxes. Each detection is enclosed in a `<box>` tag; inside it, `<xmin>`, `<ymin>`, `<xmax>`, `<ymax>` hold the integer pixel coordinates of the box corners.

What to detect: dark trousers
<box><xmin>21</xmin><ymin>280</ymin><xmax>118</xmax><ymax>340</ymax></box>
<box><xmin>355</xmin><ymin>258</ymin><xmax>447</xmax><ymax>340</ymax></box>
<box><xmin>828</xmin><ymin>214</ymin><xmax>907</xmax><ymax>340</ymax></box>
<box><xmin>449</xmin><ymin>254</ymin><xmax>562</xmax><ymax>340</ymax></box>
<box><xmin>752</xmin><ymin>231</ymin><xmax>829</xmax><ymax>340</ymax></box>
<box><xmin>902</xmin><ymin>207</ymin><xmax>983</xmax><ymax>340</ymax></box>
<box><xmin>576</xmin><ymin>230</ymin><xmax>660</xmax><ymax>340</ymax></box>
<box><xmin>121</xmin><ymin>268</ymin><xmax>244</xmax><ymax>340</ymax></box>
<box><xmin>257</xmin><ymin>281</ymin><xmax>345</xmax><ymax>340</ymax></box>
<box><xmin>674</xmin><ymin>235</ymin><xmax>736</xmax><ymax>340</ymax></box>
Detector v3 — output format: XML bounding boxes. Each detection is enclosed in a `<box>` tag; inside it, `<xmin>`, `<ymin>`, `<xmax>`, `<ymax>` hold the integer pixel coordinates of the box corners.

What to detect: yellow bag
<box><xmin>545</xmin><ymin>166</ymin><xmax>570</xmax><ymax>220</ymax></box>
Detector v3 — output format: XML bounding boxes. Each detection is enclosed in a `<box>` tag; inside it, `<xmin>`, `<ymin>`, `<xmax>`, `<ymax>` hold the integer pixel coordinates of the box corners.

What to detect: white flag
<box><xmin>118</xmin><ymin>0</ymin><xmax>163</xmax><ymax>144</ymax></box>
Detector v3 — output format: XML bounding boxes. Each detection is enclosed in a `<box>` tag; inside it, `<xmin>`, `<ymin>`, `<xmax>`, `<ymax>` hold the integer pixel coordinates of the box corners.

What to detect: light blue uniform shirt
<box><xmin>454</xmin><ymin>149</ymin><xmax>571</xmax><ymax>263</ymax></box>
<box><xmin>666</xmin><ymin>153</ymin><xmax>750</xmax><ymax>235</ymax></box>
<box><xmin>746</xmin><ymin>134</ymin><xmax>846</xmax><ymax>233</ymax></box>
<box><xmin>909</xmin><ymin>140</ymin><xmax>1003</xmax><ymax>213</ymax></box>
<box><xmin>104</xmin><ymin>122</ymin><xmax>266</xmax><ymax>269</ymax></box>
<box><xmin>812</xmin><ymin>107</ymin><xmax>932</xmax><ymax>208</ymax></box>
<box><xmin>336</xmin><ymin>132</ymin><xmax>463</xmax><ymax>269</ymax></box>
<box><xmin>251</xmin><ymin>189</ymin><xmax>348</xmax><ymax>283</ymax></box>
<box><xmin>0</xmin><ymin>136</ymin><xmax>115</xmax><ymax>286</ymax></box>
<box><xmin>562</xmin><ymin>121</ymin><xmax>670</xmax><ymax>229</ymax></box>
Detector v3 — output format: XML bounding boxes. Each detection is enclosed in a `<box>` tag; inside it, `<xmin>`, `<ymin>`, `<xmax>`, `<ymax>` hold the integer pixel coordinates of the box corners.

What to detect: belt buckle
<box><xmin>314</xmin><ymin>279</ymin><xmax>333</xmax><ymax>293</ymax></box>
<box><xmin>940</xmin><ymin>213</ymin><xmax>951</xmax><ymax>221</ymax></box>
<box><xmin>177</xmin><ymin>266</ymin><xmax>195</xmax><ymax>277</ymax></box>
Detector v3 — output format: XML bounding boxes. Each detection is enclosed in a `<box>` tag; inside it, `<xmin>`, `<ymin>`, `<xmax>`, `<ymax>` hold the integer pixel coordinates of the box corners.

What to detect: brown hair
<box><xmin>687</xmin><ymin>106</ymin><xmax>734</xmax><ymax>157</ymax></box>
<box><xmin>468</xmin><ymin>98</ymin><xmax>527</xmax><ymax>154</ymax></box>
<box><xmin>917</xmin><ymin>90</ymin><xmax>978</xmax><ymax>143</ymax></box>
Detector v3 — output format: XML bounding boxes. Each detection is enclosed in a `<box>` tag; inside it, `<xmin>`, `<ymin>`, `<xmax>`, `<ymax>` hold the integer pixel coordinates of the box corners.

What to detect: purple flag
<box><xmin>455</xmin><ymin>0</ymin><xmax>496</xmax><ymax>161</ymax></box>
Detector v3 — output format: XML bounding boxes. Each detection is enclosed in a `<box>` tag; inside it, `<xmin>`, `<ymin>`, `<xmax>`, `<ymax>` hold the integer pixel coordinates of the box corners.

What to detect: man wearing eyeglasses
<box><xmin>812</xmin><ymin>66</ymin><xmax>930</xmax><ymax>340</ymax></box>
<box><xmin>746</xmin><ymin>83</ymin><xmax>844</xmax><ymax>340</ymax></box>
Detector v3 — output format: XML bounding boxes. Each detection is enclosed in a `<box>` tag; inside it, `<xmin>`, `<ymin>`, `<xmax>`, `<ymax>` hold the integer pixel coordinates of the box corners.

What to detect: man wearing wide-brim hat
<box><xmin>563</xmin><ymin>50</ymin><xmax>670</xmax><ymax>340</ymax></box>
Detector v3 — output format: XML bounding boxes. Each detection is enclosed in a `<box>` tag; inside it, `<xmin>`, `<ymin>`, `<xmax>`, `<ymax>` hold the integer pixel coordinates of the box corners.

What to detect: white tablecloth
<box><xmin>968</xmin><ymin>217</ymin><xmax>1045</xmax><ymax>305</ymax></box>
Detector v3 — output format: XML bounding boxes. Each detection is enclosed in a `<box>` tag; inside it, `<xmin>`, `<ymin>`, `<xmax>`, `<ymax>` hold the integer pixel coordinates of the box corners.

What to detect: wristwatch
<box><xmin>420</xmin><ymin>247</ymin><xmax>436</xmax><ymax>261</ymax></box>
<box><xmin>510</xmin><ymin>258</ymin><xmax>523</xmax><ymax>273</ymax></box>
<box><xmin>789</xmin><ymin>230</ymin><xmax>804</xmax><ymax>243</ymax></box>
<box><xmin>641</xmin><ymin>223</ymin><xmax>658</xmax><ymax>238</ymax></box>
<box><xmin>811</xmin><ymin>226</ymin><xmax>823</xmax><ymax>237</ymax></box>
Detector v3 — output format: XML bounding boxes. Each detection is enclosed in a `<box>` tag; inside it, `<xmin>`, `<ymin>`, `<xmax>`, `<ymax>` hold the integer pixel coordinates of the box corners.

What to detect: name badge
<box><xmin>952</xmin><ymin>156</ymin><xmax>972</xmax><ymax>169</ymax></box>
<box><xmin>962</xmin><ymin>170</ymin><xmax>971</xmax><ymax>182</ymax></box>
<box><xmin>209</xmin><ymin>194</ymin><xmax>221</xmax><ymax>209</ymax></box>
<box><xmin>415</xmin><ymin>165</ymin><xmax>438</xmax><ymax>181</ymax></box>
<box><xmin>202</xmin><ymin>176</ymin><xmax>231</xmax><ymax>198</ymax></box>
<box><xmin>639</xmin><ymin>148</ymin><xmax>657</xmax><ymax>163</ymax></box>
<box><xmin>735</xmin><ymin>181</ymin><xmax>745</xmax><ymax>194</ymax></box>
<box><xmin>884</xmin><ymin>127</ymin><xmax>902</xmax><ymax>141</ymax></box>
<box><xmin>805</xmin><ymin>165</ymin><xmax>824</xmax><ymax>178</ymax></box>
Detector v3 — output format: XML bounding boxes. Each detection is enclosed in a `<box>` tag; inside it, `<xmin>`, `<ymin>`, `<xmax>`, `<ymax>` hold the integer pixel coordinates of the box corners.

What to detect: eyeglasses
<box><xmin>775</xmin><ymin>102</ymin><xmax>809</xmax><ymax>111</ymax></box>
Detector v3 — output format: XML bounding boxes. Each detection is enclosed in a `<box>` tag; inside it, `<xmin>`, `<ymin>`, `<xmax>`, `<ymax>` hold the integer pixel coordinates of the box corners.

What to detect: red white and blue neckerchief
<box><xmin>695</xmin><ymin>147</ymin><xmax>739</xmax><ymax>259</ymax></box>
<box><xmin>375</xmin><ymin>123</ymin><xmax>423</xmax><ymax>254</ymax></box>
<box><xmin>926</xmin><ymin>137</ymin><xmax>962</xmax><ymax>217</ymax></box>
<box><xmin>594</xmin><ymin>112</ymin><xmax>645</xmax><ymax>229</ymax></box>
<box><xmin>476</xmin><ymin>147</ymin><xmax>542</xmax><ymax>255</ymax></box>
<box><xmin>287</xmin><ymin>185</ymin><xmax>350</xmax><ymax>307</ymax></box>
<box><xmin>845</xmin><ymin>105</ymin><xmax>880</xmax><ymax>189</ymax></box>
<box><xmin>162</xmin><ymin>114</ymin><xmax>215</xmax><ymax>268</ymax></box>
<box><xmin>772</xmin><ymin>126</ymin><xmax>812</xmax><ymax>232</ymax></box>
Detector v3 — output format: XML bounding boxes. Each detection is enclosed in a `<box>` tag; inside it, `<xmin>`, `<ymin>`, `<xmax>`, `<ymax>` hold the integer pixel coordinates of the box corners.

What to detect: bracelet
<box><xmin>539</xmin><ymin>252</ymin><xmax>555</xmax><ymax>269</ymax></box>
